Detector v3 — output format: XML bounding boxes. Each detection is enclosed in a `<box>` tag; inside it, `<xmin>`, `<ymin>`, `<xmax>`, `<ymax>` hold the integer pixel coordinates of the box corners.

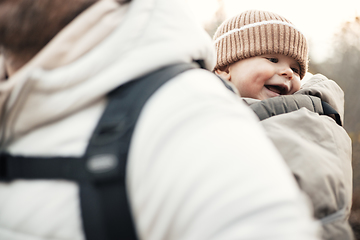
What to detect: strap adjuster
<box><xmin>86</xmin><ymin>153</ymin><xmax>125</xmax><ymax>184</ymax></box>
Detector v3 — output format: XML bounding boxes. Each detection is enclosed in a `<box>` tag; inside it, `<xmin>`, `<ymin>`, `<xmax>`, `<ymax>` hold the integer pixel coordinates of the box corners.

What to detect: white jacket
<box><xmin>0</xmin><ymin>0</ymin><xmax>320</xmax><ymax>240</ymax></box>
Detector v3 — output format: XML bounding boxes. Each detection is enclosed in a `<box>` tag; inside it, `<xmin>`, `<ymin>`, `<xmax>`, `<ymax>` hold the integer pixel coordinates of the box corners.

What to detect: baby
<box><xmin>213</xmin><ymin>10</ymin><xmax>354</xmax><ymax>240</ymax></box>
<box><xmin>213</xmin><ymin>10</ymin><xmax>306</xmax><ymax>101</ymax></box>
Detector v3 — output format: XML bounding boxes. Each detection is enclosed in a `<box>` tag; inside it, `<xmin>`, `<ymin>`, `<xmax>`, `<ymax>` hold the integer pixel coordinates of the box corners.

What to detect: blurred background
<box><xmin>188</xmin><ymin>0</ymin><xmax>360</xmax><ymax>236</ymax></box>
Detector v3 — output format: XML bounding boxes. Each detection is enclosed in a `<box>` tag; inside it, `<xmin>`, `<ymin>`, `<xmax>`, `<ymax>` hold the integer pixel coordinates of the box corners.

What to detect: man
<box><xmin>0</xmin><ymin>0</ymin><xmax>320</xmax><ymax>239</ymax></box>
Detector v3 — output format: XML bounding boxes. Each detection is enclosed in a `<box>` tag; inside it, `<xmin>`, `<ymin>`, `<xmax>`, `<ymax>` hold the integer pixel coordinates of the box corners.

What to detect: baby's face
<box><xmin>216</xmin><ymin>54</ymin><xmax>301</xmax><ymax>100</ymax></box>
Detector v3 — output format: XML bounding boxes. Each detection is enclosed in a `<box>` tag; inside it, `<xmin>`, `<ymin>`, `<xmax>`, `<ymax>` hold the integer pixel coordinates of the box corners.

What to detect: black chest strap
<box><xmin>0</xmin><ymin>62</ymin><xmax>201</xmax><ymax>240</ymax></box>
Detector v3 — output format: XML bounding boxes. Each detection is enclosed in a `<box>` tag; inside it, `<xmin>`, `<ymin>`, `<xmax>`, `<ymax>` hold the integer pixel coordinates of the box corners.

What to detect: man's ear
<box><xmin>215</xmin><ymin>66</ymin><xmax>231</xmax><ymax>81</ymax></box>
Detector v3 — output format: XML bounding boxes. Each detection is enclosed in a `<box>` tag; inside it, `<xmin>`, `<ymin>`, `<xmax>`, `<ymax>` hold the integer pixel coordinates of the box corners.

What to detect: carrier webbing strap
<box><xmin>321</xmin><ymin>101</ymin><xmax>342</xmax><ymax>126</ymax></box>
<box><xmin>0</xmin><ymin>155</ymin><xmax>84</xmax><ymax>181</ymax></box>
<box><xmin>81</xmin><ymin>62</ymin><xmax>200</xmax><ymax>240</ymax></box>
<box><xmin>0</xmin><ymin>62</ymin><xmax>200</xmax><ymax>240</ymax></box>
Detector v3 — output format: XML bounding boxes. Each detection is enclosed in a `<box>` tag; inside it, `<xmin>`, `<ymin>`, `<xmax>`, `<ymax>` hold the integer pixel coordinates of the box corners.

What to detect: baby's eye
<box><xmin>291</xmin><ymin>67</ymin><xmax>300</xmax><ymax>75</ymax></box>
<box><xmin>266</xmin><ymin>57</ymin><xmax>278</xmax><ymax>63</ymax></box>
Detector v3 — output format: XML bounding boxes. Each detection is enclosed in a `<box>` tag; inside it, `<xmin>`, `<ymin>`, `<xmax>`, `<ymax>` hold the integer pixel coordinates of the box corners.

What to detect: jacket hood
<box><xmin>0</xmin><ymin>0</ymin><xmax>216</xmax><ymax>146</ymax></box>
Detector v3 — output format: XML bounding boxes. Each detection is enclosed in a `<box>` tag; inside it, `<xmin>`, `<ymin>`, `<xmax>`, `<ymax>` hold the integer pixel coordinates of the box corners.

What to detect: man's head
<box><xmin>213</xmin><ymin>10</ymin><xmax>308</xmax><ymax>100</ymax></box>
<box><xmin>0</xmin><ymin>0</ymin><xmax>132</xmax><ymax>75</ymax></box>
<box><xmin>0</xmin><ymin>0</ymin><xmax>101</xmax><ymax>57</ymax></box>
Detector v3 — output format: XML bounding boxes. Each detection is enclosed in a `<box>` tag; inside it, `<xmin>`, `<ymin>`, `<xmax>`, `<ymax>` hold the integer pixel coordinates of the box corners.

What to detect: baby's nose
<box><xmin>279</xmin><ymin>66</ymin><xmax>293</xmax><ymax>80</ymax></box>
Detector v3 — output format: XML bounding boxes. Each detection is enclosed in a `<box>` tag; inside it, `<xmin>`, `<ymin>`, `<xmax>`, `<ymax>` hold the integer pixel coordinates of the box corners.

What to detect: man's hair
<box><xmin>0</xmin><ymin>0</ymin><xmax>131</xmax><ymax>58</ymax></box>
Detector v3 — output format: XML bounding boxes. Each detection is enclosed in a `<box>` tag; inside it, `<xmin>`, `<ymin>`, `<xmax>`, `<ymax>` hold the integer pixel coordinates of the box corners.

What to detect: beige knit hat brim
<box><xmin>213</xmin><ymin>10</ymin><xmax>308</xmax><ymax>79</ymax></box>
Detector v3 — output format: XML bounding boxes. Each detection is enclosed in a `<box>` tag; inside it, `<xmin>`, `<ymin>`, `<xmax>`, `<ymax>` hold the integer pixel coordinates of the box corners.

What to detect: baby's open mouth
<box><xmin>265</xmin><ymin>85</ymin><xmax>287</xmax><ymax>95</ymax></box>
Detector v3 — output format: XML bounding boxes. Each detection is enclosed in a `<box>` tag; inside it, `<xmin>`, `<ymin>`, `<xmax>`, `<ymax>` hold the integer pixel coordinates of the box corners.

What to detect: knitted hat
<box><xmin>213</xmin><ymin>10</ymin><xmax>308</xmax><ymax>79</ymax></box>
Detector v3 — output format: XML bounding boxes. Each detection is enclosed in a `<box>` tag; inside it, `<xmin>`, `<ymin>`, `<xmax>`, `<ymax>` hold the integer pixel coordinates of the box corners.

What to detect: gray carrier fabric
<box><xmin>247</xmin><ymin>94</ymin><xmax>342</xmax><ymax>126</ymax></box>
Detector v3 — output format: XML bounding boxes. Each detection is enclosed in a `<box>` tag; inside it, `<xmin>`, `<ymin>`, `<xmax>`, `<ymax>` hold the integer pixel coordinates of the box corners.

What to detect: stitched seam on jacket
<box><xmin>293</xmin><ymin>97</ymin><xmax>301</xmax><ymax>111</ymax></box>
<box><xmin>309</xmin><ymin>96</ymin><xmax>317</xmax><ymax>112</ymax></box>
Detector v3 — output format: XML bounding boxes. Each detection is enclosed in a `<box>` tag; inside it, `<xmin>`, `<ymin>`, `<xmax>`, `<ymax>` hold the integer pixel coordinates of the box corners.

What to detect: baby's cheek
<box><xmin>255</xmin><ymin>70</ymin><xmax>273</xmax><ymax>85</ymax></box>
<box><xmin>263</xmin><ymin>65</ymin><xmax>276</xmax><ymax>77</ymax></box>
<box><xmin>291</xmin><ymin>79</ymin><xmax>301</xmax><ymax>93</ymax></box>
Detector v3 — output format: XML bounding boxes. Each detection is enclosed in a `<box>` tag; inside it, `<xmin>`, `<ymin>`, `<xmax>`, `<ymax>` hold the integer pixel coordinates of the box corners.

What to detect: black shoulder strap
<box><xmin>80</xmin><ymin>62</ymin><xmax>200</xmax><ymax>240</ymax></box>
<box><xmin>0</xmin><ymin>62</ymin><xmax>200</xmax><ymax>240</ymax></box>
